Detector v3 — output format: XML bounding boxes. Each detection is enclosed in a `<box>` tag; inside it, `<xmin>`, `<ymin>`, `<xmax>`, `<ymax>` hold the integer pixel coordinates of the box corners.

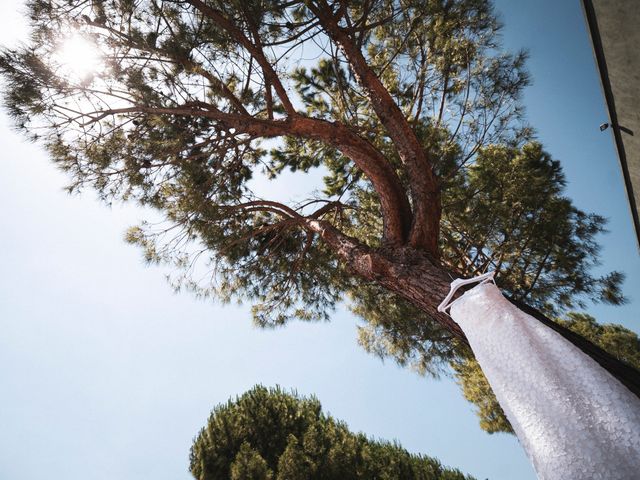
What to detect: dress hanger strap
<box><xmin>437</xmin><ymin>271</ymin><xmax>496</xmax><ymax>314</ymax></box>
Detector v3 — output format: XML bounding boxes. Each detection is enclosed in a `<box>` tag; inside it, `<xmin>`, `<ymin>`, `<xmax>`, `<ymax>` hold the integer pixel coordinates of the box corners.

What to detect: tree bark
<box><xmin>306</xmin><ymin>218</ymin><xmax>467</xmax><ymax>342</ymax></box>
<box><xmin>305</xmin><ymin>217</ymin><xmax>640</xmax><ymax>399</ymax></box>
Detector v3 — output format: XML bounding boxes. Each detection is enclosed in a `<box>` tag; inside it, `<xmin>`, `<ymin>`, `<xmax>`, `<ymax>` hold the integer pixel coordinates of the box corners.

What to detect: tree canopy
<box><xmin>190</xmin><ymin>385</ymin><xmax>475</xmax><ymax>479</ymax></box>
<box><xmin>0</xmin><ymin>0</ymin><xmax>631</xmax><ymax>433</ymax></box>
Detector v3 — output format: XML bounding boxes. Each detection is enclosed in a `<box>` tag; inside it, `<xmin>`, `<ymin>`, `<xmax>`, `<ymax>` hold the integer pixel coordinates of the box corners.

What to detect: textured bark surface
<box><xmin>306</xmin><ymin>218</ymin><xmax>466</xmax><ymax>342</ymax></box>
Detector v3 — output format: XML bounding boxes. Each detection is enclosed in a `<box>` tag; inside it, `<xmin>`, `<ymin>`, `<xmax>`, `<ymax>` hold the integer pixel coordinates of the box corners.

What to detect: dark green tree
<box><xmin>230</xmin><ymin>442</ymin><xmax>272</xmax><ymax>480</ymax></box>
<box><xmin>0</xmin><ymin>0</ymin><xmax>630</xmax><ymax>431</ymax></box>
<box><xmin>190</xmin><ymin>385</ymin><xmax>474</xmax><ymax>479</ymax></box>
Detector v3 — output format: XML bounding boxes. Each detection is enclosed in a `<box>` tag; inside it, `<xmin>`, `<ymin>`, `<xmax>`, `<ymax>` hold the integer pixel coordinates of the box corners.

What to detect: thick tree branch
<box><xmin>304</xmin><ymin>218</ymin><xmax>467</xmax><ymax>342</ymax></box>
<box><xmin>308</xmin><ymin>0</ymin><xmax>442</xmax><ymax>255</ymax></box>
<box><xmin>83</xmin><ymin>103</ymin><xmax>412</xmax><ymax>243</ymax></box>
<box><xmin>288</xmin><ymin>115</ymin><xmax>412</xmax><ymax>243</ymax></box>
<box><xmin>220</xmin><ymin>200</ymin><xmax>303</xmax><ymax>220</ymax></box>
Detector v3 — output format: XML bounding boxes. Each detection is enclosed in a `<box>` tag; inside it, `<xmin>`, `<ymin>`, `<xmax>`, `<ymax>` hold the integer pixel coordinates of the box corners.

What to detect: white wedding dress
<box><xmin>446</xmin><ymin>280</ymin><xmax>640</xmax><ymax>480</ymax></box>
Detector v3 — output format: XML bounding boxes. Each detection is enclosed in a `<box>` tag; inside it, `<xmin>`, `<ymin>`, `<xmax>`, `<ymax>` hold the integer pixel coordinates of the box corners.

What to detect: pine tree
<box><xmin>190</xmin><ymin>386</ymin><xmax>474</xmax><ymax>480</ymax></box>
<box><xmin>276</xmin><ymin>435</ymin><xmax>312</xmax><ymax>480</ymax></box>
<box><xmin>230</xmin><ymin>442</ymin><xmax>273</xmax><ymax>480</ymax></box>
<box><xmin>0</xmin><ymin>0</ymin><xmax>634</xmax><ymax>432</ymax></box>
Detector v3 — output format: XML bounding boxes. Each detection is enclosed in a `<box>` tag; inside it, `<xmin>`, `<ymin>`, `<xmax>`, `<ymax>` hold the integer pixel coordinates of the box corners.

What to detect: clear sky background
<box><xmin>1</xmin><ymin>1</ymin><xmax>638</xmax><ymax>480</ymax></box>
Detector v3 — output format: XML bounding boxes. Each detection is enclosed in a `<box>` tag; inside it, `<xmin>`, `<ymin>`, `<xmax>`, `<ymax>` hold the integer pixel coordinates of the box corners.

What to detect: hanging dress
<box><xmin>441</xmin><ymin>277</ymin><xmax>640</xmax><ymax>480</ymax></box>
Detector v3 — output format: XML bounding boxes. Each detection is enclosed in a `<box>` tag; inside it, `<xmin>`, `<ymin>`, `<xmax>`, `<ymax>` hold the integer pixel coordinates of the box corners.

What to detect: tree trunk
<box><xmin>381</xmin><ymin>248</ymin><xmax>640</xmax><ymax>399</ymax></box>
<box><xmin>307</xmin><ymin>218</ymin><xmax>640</xmax><ymax>399</ymax></box>
<box><xmin>383</xmin><ymin>252</ymin><xmax>640</xmax><ymax>400</ymax></box>
<box><xmin>367</xmin><ymin>245</ymin><xmax>467</xmax><ymax>342</ymax></box>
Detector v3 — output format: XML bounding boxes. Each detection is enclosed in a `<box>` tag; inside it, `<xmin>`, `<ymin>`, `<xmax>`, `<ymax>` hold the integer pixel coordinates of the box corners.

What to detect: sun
<box><xmin>56</xmin><ymin>34</ymin><xmax>103</xmax><ymax>80</ymax></box>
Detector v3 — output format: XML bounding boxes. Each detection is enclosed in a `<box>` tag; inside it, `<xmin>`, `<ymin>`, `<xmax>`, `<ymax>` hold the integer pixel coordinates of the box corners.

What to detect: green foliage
<box><xmin>1</xmin><ymin>0</ymin><xmax>618</xmax><ymax>330</ymax></box>
<box><xmin>559</xmin><ymin>313</ymin><xmax>640</xmax><ymax>367</ymax></box>
<box><xmin>441</xmin><ymin>142</ymin><xmax>625</xmax><ymax>315</ymax></box>
<box><xmin>0</xmin><ymin>0</ymin><xmax>629</xmax><ymax>435</ymax></box>
<box><xmin>276</xmin><ymin>435</ymin><xmax>311</xmax><ymax>480</ymax></box>
<box><xmin>354</xmin><ymin>282</ymin><xmax>460</xmax><ymax>378</ymax></box>
<box><xmin>351</xmin><ymin>141</ymin><xmax>624</xmax><ymax>379</ymax></box>
<box><xmin>451</xmin><ymin>312</ymin><xmax>640</xmax><ymax>434</ymax></box>
<box><xmin>190</xmin><ymin>385</ymin><xmax>475</xmax><ymax>480</ymax></box>
<box><xmin>231</xmin><ymin>443</ymin><xmax>273</xmax><ymax>480</ymax></box>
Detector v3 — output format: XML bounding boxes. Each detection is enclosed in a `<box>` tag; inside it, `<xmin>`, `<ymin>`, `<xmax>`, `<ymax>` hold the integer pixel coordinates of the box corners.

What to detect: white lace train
<box><xmin>448</xmin><ymin>282</ymin><xmax>640</xmax><ymax>480</ymax></box>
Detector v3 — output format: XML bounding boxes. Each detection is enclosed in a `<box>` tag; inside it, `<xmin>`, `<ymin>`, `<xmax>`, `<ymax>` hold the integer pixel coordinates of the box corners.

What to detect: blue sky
<box><xmin>0</xmin><ymin>1</ymin><xmax>638</xmax><ymax>480</ymax></box>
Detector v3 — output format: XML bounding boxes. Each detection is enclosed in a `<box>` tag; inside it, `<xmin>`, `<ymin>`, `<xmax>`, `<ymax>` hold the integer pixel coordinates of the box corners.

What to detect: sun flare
<box><xmin>56</xmin><ymin>34</ymin><xmax>103</xmax><ymax>80</ymax></box>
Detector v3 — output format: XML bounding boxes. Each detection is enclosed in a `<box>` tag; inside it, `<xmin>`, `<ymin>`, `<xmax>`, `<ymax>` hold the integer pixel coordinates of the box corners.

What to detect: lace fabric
<box><xmin>449</xmin><ymin>282</ymin><xmax>640</xmax><ymax>480</ymax></box>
